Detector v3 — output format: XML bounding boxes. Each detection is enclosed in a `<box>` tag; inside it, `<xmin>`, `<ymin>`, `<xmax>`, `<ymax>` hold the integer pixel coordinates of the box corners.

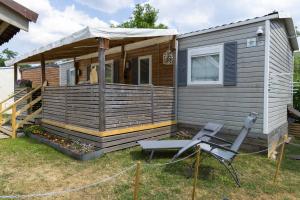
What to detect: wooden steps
<box><xmin>0</xmin><ymin>132</ymin><xmax>9</xmax><ymax>139</ymax></box>
<box><xmin>289</xmin><ymin>122</ymin><xmax>300</xmax><ymax>138</ymax></box>
<box><xmin>1</xmin><ymin>85</ymin><xmax>43</xmax><ymax>139</ymax></box>
<box><xmin>0</xmin><ymin>125</ymin><xmax>12</xmax><ymax>137</ymax></box>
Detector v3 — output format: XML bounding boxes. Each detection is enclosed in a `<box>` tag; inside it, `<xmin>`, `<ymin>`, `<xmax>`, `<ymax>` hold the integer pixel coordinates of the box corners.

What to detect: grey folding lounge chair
<box><xmin>172</xmin><ymin>112</ymin><xmax>258</xmax><ymax>187</ymax></box>
<box><xmin>138</xmin><ymin>122</ymin><xmax>223</xmax><ymax>160</ymax></box>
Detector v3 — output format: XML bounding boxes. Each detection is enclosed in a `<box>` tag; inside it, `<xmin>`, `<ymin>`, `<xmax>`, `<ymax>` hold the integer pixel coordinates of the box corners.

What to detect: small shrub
<box><xmin>24</xmin><ymin>125</ymin><xmax>44</xmax><ymax>136</ymax></box>
<box><xmin>16</xmin><ymin>79</ymin><xmax>32</xmax><ymax>88</ymax></box>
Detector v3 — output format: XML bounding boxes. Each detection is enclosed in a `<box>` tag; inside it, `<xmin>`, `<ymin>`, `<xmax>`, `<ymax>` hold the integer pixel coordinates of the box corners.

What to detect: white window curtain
<box><xmin>191</xmin><ymin>54</ymin><xmax>220</xmax><ymax>82</ymax></box>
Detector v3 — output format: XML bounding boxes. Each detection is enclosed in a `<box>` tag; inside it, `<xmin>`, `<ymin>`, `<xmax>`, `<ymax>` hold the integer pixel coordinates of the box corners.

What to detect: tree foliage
<box><xmin>293</xmin><ymin>52</ymin><xmax>300</xmax><ymax>110</ymax></box>
<box><xmin>114</xmin><ymin>4</ymin><xmax>167</xmax><ymax>29</ymax></box>
<box><xmin>296</xmin><ymin>26</ymin><xmax>300</xmax><ymax>36</ymax></box>
<box><xmin>0</xmin><ymin>48</ymin><xmax>18</xmax><ymax>67</ymax></box>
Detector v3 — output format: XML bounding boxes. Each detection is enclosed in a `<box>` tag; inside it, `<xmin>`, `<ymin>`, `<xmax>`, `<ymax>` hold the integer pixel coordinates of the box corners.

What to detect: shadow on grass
<box><xmin>129</xmin><ymin>149</ymin><xmax>179</xmax><ymax>161</ymax></box>
<box><xmin>129</xmin><ymin>149</ymin><xmax>217</xmax><ymax>182</ymax></box>
<box><xmin>281</xmin><ymin>142</ymin><xmax>300</xmax><ymax>173</ymax></box>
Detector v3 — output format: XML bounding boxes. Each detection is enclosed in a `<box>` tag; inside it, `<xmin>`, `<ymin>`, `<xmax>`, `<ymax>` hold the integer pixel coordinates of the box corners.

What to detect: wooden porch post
<box><xmin>41</xmin><ymin>54</ymin><xmax>46</xmax><ymax>85</ymax></box>
<box><xmin>13</xmin><ymin>63</ymin><xmax>18</xmax><ymax>88</ymax></box>
<box><xmin>98</xmin><ymin>38</ymin><xmax>109</xmax><ymax>131</ymax></box>
<box><xmin>120</xmin><ymin>45</ymin><xmax>125</xmax><ymax>83</ymax></box>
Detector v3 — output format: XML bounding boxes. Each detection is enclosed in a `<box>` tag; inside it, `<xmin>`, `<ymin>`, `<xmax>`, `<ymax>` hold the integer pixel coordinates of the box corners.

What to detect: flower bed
<box><xmin>24</xmin><ymin>126</ymin><xmax>104</xmax><ymax>160</ymax></box>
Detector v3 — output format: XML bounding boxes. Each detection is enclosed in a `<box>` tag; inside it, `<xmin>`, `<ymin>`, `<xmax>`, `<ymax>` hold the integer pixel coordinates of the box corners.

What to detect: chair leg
<box><xmin>222</xmin><ymin>161</ymin><xmax>241</xmax><ymax>187</ymax></box>
<box><xmin>228</xmin><ymin>163</ymin><xmax>240</xmax><ymax>186</ymax></box>
<box><xmin>211</xmin><ymin>154</ymin><xmax>241</xmax><ymax>187</ymax></box>
<box><xmin>148</xmin><ymin>150</ymin><xmax>154</xmax><ymax>162</ymax></box>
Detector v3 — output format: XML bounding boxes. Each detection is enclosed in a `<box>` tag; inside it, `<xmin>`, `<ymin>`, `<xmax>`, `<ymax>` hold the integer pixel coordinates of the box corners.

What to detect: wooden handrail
<box><xmin>0</xmin><ymin>85</ymin><xmax>42</xmax><ymax>114</ymax></box>
<box><xmin>16</xmin><ymin>96</ymin><xmax>42</xmax><ymax>117</ymax></box>
<box><xmin>16</xmin><ymin>107</ymin><xmax>42</xmax><ymax>130</ymax></box>
<box><xmin>11</xmin><ymin>105</ymin><xmax>16</xmax><ymax>138</ymax></box>
<box><xmin>2</xmin><ymin>82</ymin><xmax>46</xmax><ymax>139</ymax></box>
<box><xmin>0</xmin><ymin>87</ymin><xmax>27</xmax><ymax>105</ymax></box>
<box><xmin>14</xmin><ymin>85</ymin><xmax>42</xmax><ymax>106</ymax></box>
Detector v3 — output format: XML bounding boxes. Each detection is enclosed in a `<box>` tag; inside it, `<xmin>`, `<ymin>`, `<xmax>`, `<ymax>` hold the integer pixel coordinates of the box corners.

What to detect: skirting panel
<box><xmin>42</xmin><ymin>123</ymin><xmax>176</xmax><ymax>153</ymax></box>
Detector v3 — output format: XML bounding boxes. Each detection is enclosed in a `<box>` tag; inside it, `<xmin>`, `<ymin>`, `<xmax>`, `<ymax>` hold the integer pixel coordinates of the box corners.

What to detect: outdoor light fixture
<box><xmin>256</xmin><ymin>26</ymin><xmax>264</xmax><ymax>36</ymax></box>
<box><xmin>163</xmin><ymin>49</ymin><xmax>174</xmax><ymax>65</ymax></box>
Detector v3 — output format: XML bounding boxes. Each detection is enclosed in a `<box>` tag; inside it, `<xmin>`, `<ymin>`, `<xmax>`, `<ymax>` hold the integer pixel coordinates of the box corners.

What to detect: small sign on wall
<box><xmin>246</xmin><ymin>38</ymin><xmax>257</xmax><ymax>48</ymax></box>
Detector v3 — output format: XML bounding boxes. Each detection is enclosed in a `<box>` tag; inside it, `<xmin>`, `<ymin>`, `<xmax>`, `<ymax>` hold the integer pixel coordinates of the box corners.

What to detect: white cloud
<box><xmin>1</xmin><ymin>0</ymin><xmax>108</xmax><ymax>54</ymax></box>
<box><xmin>75</xmin><ymin>0</ymin><xmax>133</xmax><ymax>14</ymax></box>
<box><xmin>148</xmin><ymin>0</ymin><xmax>300</xmax><ymax>34</ymax></box>
<box><xmin>109</xmin><ymin>20</ymin><xmax>120</xmax><ymax>27</ymax></box>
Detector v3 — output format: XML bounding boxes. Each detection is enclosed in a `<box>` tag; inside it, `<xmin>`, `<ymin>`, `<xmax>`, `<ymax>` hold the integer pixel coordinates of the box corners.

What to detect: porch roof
<box><xmin>6</xmin><ymin>27</ymin><xmax>178</xmax><ymax>66</ymax></box>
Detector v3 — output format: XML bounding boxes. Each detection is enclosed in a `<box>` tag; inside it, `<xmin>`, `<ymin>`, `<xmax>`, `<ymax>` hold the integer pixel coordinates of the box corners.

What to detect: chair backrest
<box><xmin>230</xmin><ymin>112</ymin><xmax>258</xmax><ymax>152</ymax></box>
<box><xmin>192</xmin><ymin>122</ymin><xmax>224</xmax><ymax>140</ymax></box>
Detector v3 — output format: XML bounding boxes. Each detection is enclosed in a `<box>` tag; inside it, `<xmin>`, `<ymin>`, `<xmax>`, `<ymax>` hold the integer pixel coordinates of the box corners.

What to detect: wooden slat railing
<box><xmin>0</xmin><ymin>83</ymin><xmax>45</xmax><ymax>138</ymax></box>
<box><xmin>42</xmin><ymin>83</ymin><xmax>175</xmax><ymax>131</ymax></box>
<box><xmin>0</xmin><ymin>88</ymin><xmax>27</xmax><ymax>124</ymax></box>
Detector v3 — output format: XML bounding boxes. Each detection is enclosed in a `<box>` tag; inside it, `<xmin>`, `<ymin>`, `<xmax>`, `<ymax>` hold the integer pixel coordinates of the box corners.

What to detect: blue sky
<box><xmin>1</xmin><ymin>0</ymin><xmax>300</xmax><ymax>55</ymax></box>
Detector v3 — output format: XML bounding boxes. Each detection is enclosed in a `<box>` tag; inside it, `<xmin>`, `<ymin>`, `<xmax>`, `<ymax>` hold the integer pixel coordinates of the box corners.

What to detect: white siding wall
<box><xmin>59</xmin><ymin>61</ymin><xmax>74</xmax><ymax>86</ymax></box>
<box><xmin>0</xmin><ymin>67</ymin><xmax>18</xmax><ymax>111</ymax></box>
<box><xmin>267</xmin><ymin>20</ymin><xmax>293</xmax><ymax>133</ymax></box>
<box><xmin>177</xmin><ymin>21</ymin><xmax>265</xmax><ymax>134</ymax></box>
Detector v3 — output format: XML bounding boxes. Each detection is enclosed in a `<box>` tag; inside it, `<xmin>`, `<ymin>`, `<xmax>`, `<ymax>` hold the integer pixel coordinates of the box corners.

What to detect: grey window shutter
<box><xmin>178</xmin><ymin>49</ymin><xmax>187</xmax><ymax>86</ymax></box>
<box><xmin>223</xmin><ymin>41</ymin><xmax>238</xmax><ymax>86</ymax></box>
<box><xmin>131</xmin><ymin>58</ymin><xmax>138</xmax><ymax>85</ymax></box>
<box><xmin>113</xmin><ymin>60</ymin><xmax>119</xmax><ymax>83</ymax></box>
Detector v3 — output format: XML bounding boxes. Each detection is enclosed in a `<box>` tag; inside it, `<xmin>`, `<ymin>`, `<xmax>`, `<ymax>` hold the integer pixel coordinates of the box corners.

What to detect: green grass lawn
<box><xmin>0</xmin><ymin>137</ymin><xmax>299</xmax><ymax>200</ymax></box>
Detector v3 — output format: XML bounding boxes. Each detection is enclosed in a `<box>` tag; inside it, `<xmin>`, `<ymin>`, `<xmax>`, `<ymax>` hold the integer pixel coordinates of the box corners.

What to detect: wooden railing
<box><xmin>0</xmin><ymin>88</ymin><xmax>27</xmax><ymax>124</ymax></box>
<box><xmin>0</xmin><ymin>83</ymin><xmax>45</xmax><ymax>138</ymax></box>
<box><xmin>42</xmin><ymin>83</ymin><xmax>175</xmax><ymax>132</ymax></box>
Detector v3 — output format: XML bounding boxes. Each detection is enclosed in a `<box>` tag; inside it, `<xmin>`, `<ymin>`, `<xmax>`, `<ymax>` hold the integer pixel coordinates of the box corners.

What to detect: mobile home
<box><xmin>4</xmin><ymin>27</ymin><xmax>178</xmax><ymax>152</ymax></box>
<box><xmin>176</xmin><ymin>12</ymin><xmax>299</xmax><ymax>156</ymax></box>
<box><xmin>2</xmin><ymin>12</ymin><xmax>298</xmax><ymax>157</ymax></box>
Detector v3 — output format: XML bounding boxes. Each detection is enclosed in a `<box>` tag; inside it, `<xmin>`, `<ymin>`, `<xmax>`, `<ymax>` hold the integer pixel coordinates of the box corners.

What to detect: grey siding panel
<box><xmin>268</xmin><ymin>20</ymin><xmax>293</xmax><ymax>133</ymax></box>
<box><xmin>177</xmin><ymin>21</ymin><xmax>265</xmax><ymax>134</ymax></box>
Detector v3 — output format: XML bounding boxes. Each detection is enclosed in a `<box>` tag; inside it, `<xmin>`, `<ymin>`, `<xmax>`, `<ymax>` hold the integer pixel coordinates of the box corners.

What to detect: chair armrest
<box><xmin>202</xmin><ymin>134</ymin><xmax>233</xmax><ymax>144</ymax></box>
<box><xmin>200</xmin><ymin>141</ymin><xmax>239</xmax><ymax>155</ymax></box>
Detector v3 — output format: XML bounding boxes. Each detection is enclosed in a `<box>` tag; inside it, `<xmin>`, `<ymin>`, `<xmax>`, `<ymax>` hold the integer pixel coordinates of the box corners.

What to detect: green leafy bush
<box><xmin>16</xmin><ymin>79</ymin><xmax>32</xmax><ymax>88</ymax></box>
<box><xmin>24</xmin><ymin>125</ymin><xmax>44</xmax><ymax>136</ymax></box>
<box><xmin>294</xmin><ymin>52</ymin><xmax>300</xmax><ymax>111</ymax></box>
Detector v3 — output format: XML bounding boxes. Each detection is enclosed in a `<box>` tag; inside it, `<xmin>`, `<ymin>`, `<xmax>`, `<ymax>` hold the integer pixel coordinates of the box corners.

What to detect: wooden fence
<box><xmin>289</xmin><ymin>122</ymin><xmax>300</xmax><ymax>138</ymax></box>
<box><xmin>43</xmin><ymin>85</ymin><xmax>100</xmax><ymax>130</ymax></box>
<box><xmin>43</xmin><ymin>84</ymin><xmax>175</xmax><ymax>132</ymax></box>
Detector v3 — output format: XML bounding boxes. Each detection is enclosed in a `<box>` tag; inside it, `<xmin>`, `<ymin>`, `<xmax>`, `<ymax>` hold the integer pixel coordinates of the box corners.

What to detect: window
<box><xmin>105</xmin><ymin>60</ymin><xmax>114</xmax><ymax>83</ymax></box>
<box><xmin>66</xmin><ymin>68</ymin><xmax>75</xmax><ymax>86</ymax></box>
<box><xmin>187</xmin><ymin>44</ymin><xmax>223</xmax><ymax>85</ymax></box>
<box><xmin>90</xmin><ymin>60</ymin><xmax>114</xmax><ymax>83</ymax></box>
<box><xmin>138</xmin><ymin>55</ymin><xmax>152</xmax><ymax>84</ymax></box>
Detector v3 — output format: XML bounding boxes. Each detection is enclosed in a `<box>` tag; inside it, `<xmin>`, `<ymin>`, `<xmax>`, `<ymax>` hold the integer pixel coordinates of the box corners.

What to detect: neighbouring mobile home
<box><xmin>176</xmin><ymin>12</ymin><xmax>299</xmax><ymax>156</ymax></box>
<box><xmin>20</xmin><ymin>64</ymin><xmax>60</xmax><ymax>87</ymax></box>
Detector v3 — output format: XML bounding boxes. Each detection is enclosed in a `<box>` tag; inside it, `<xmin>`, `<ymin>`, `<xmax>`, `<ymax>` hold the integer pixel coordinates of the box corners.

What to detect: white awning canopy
<box><xmin>6</xmin><ymin>27</ymin><xmax>178</xmax><ymax>66</ymax></box>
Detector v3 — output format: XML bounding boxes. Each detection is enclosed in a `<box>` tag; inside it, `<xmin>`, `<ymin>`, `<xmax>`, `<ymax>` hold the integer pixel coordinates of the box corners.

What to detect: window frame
<box><xmin>66</xmin><ymin>68</ymin><xmax>76</xmax><ymax>86</ymax></box>
<box><xmin>187</xmin><ymin>44</ymin><xmax>224</xmax><ymax>85</ymax></box>
<box><xmin>105</xmin><ymin>60</ymin><xmax>114</xmax><ymax>83</ymax></box>
<box><xmin>138</xmin><ymin>55</ymin><xmax>152</xmax><ymax>85</ymax></box>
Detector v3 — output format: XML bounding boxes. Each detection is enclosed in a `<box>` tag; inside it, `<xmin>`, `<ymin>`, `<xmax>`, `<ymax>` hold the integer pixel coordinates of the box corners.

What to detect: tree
<box><xmin>113</xmin><ymin>4</ymin><xmax>167</xmax><ymax>29</ymax></box>
<box><xmin>0</xmin><ymin>48</ymin><xmax>18</xmax><ymax>66</ymax></box>
<box><xmin>293</xmin><ymin>52</ymin><xmax>300</xmax><ymax>110</ymax></box>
